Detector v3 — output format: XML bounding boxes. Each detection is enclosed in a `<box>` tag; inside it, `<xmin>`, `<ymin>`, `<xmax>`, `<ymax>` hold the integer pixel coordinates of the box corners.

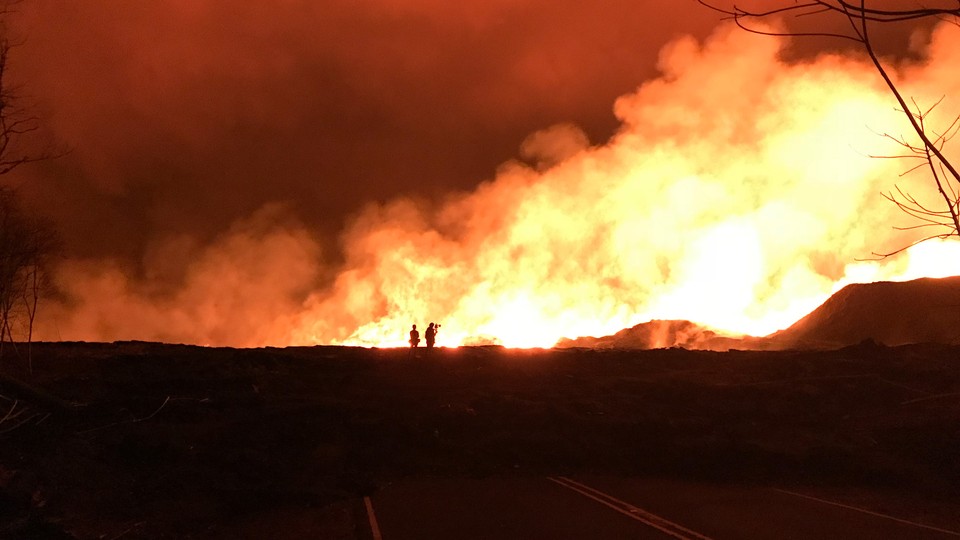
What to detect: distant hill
<box><xmin>766</xmin><ymin>275</ymin><xmax>960</xmax><ymax>349</ymax></box>
<box><xmin>556</xmin><ymin>276</ymin><xmax>960</xmax><ymax>351</ymax></box>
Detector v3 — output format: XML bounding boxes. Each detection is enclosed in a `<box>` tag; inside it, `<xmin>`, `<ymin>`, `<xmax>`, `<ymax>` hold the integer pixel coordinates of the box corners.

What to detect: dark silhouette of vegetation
<box><xmin>698</xmin><ymin>1</ymin><xmax>960</xmax><ymax>256</ymax></box>
<box><xmin>0</xmin><ymin>1</ymin><xmax>60</xmax><ymax>373</ymax></box>
<box><xmin>0</xmin><ymin>1</ymin><xmax>47</xmax><ymax>175</ymax></box>
<box><xmin>0</xmin><ymin>187</ymin><xmax>59</xmax><ymax>370</ymax></box>
<box><xmin>0</xmin><ymin>2</ymin><xmax>64</xmax><ymax>441</ymax></box>
<box><xmin>0</xmin><ymin>0</ymin><xmax>60</xmax><ymax>371</ymax></box>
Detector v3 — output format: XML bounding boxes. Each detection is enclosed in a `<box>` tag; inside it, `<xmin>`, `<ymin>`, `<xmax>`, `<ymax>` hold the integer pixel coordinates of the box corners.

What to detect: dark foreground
<box><xmin>1</xmin><ymin>342</ymin><xmax>958</xmax><ymax>538</ymax></box>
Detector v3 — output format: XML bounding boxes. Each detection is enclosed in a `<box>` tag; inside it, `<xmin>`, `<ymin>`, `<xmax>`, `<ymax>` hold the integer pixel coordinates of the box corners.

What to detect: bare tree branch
<box><xmin>699</xmin><ymin>0</ymin><xmax>960</xmax><ymax>255</ymax></box>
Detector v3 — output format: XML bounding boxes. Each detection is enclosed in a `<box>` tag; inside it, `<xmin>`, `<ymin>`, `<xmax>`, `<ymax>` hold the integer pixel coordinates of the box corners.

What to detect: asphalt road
<box><xmin>363</xmin><ymin>477</ymin><xmax>960</xmax><ymax>540</ymax></box>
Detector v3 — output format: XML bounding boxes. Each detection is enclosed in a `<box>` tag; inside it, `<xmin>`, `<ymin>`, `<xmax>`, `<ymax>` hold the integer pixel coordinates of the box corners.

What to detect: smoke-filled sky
<box><xmin>4</xmin><ymin>1</ymin><xmax>960</xmax><ymax>347</ymax></box>
<box><xmin>11</xmin><ymin>1</ymin><xmax>723</xmax><ymax>260</ymax></box>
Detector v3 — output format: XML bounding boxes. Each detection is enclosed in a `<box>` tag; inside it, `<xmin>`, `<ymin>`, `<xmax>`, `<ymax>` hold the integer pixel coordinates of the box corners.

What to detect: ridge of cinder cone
<box><xmin>767</xmin><ymin>275</ymin><xmax>960</xmax><ymax>350</ymax></box>
<box><xmin>555</xmin><ymin>319</ymin><xmax>746</xmax><ymax>351</ymax></box>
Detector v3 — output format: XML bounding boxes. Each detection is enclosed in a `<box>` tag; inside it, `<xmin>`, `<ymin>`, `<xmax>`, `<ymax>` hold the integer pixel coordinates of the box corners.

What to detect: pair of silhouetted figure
<box><xmin>409</xmin><ymin>322</ymin><xmax>439</xmax><ymax>355</ymax></box>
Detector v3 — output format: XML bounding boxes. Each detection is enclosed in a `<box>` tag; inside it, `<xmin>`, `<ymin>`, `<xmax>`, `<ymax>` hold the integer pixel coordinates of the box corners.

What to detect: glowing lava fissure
<box><xmin>291</xmin><ymin>23</ymin><xmax>960</xmax><ymax>349</ymax></box>
<box><xmin>40</xmin><ymin>22</ymin><xmax>960</xmax><ymax>349</ymax></box>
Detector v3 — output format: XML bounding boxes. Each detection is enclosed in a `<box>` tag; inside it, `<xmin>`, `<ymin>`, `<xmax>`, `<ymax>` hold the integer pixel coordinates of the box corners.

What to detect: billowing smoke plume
<box><xmin>37</xmin><ymin>23</ymin><xmax>960</xmax><ymax>347</ymax></box>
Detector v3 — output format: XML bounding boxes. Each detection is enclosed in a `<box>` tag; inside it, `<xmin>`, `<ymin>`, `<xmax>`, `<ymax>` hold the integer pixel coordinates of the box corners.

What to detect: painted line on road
<box><xmin>363</xmin><ymin>496</ymin><xmax>383</xmax><ymax>540</ymax></box>
<box><xmin>774</xmin><ymin>488</ymin><xmax>960</xmax><ymax>537</ymax></box>
<box><xmin>548</xmin><ymin>476</ymin><xmax>713</xmax><ymax>540</ymax></box>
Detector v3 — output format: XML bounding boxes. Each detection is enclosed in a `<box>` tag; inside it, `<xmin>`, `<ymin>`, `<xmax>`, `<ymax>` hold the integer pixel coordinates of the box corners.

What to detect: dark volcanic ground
<box><xmin>1</xmin><ymin>341</ymin><xmax>959</xmax><ymax>538</ymax></box>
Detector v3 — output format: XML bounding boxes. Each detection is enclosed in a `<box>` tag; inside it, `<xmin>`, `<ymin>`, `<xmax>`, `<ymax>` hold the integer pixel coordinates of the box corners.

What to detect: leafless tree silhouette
<box><xmin>0</xmin><ymin>2</ymin><xmax>62</xmax><ymax>376</ymax></box>
<box><xmin>0</xmin><ymin>188</ymin><xmax>59</xmax><ymax>368</ymax></box>
<box><xmin>698</xmin><ymin>0</ymin><xmax>960</xmax><ymax>256</ymax></box>
<box><xmin>0</xmin><ymin>2</ymin><xmax>47</xmax><ymax>175</ymax></box>
<box><xmin>0</xmin><ymin>3</ymin><xmax>69</xmax><ymax>436</ymax></box>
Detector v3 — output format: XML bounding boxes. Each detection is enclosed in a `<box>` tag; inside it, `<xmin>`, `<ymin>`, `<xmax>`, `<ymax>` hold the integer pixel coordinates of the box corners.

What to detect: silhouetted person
<box><xmin>408</xmin><ymin>324</ymin><xmax>420</xmax><ymax>355</ymax></box>
<box><xmin>425</xmin><ymin>322</ymin><xmax>439</xmax><ymax>348</ymax></box>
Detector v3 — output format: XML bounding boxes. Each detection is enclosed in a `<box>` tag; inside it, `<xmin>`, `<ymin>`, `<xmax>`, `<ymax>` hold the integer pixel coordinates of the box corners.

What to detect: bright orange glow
<box><xmin>284</xmin><ymin>24</ymin><xmax>960</xmax><ymax>348</ymax></box>
<box><xmin>39</xmin><ymin>23</ymin><xmax>960</xmax><ymax>348</ymax></box>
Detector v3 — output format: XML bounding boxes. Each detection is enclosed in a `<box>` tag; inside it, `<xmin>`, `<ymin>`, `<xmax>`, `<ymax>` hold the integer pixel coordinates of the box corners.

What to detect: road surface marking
<box><xmin>548</xmin><ymin>476</ymin><xmax>712</xmax><ymax>540</ymax></box>
<box><xmin>364</xmin><ymin>496</ymin><xmax>383</xmax><ymax>540</ymax></box>
<box><xmin>774</xmin><ymin>488</ymin><xmax>960</xmax><ymax>537</ymax></box>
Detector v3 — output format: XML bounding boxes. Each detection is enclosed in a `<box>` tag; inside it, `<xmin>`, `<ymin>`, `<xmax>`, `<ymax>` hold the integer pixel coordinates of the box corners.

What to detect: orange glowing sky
<box><xmin>4</xmin><ymin>1</ymin><xmax>959</xmax><ymax>347</ymax></box>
